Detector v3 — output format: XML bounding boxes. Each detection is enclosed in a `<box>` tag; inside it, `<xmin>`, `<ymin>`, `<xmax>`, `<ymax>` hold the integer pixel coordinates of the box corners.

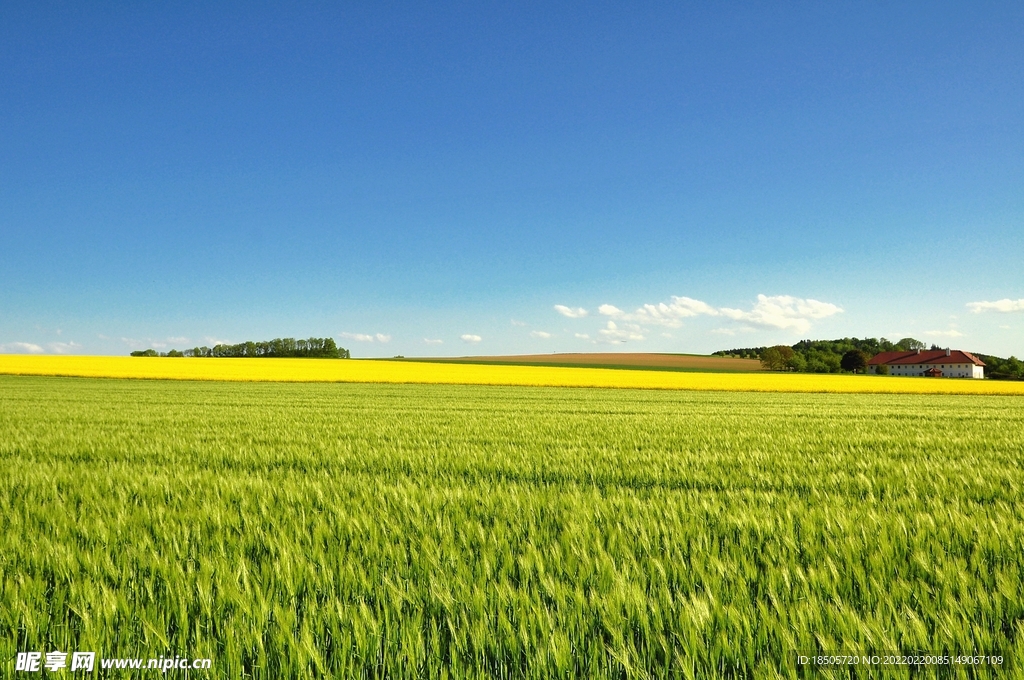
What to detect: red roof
<box><xmin>868</xmin><ymin>350</ymin><xmax>985</xmax><ymax>366</ymax></box>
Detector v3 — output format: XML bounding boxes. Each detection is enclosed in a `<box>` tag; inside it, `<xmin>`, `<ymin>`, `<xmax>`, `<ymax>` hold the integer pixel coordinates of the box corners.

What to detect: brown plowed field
<box><xmin>416</xmin><ymin>353</ymin><xmax>762</xmax><ymax>372</ymax></box>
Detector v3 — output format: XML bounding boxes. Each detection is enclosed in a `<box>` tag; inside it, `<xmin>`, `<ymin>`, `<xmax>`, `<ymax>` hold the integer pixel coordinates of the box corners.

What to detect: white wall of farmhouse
<box><xmin>877</xmin><ymin>362</ymin><xmax>983</xmax><ymax>378</ymax></box>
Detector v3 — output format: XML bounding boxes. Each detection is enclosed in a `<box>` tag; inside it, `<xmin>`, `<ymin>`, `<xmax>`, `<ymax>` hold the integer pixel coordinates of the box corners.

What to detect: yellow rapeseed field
<box><xmin>2</xmin><ymin>354</ymin><xmax>1023</xmax><ymax>394</ymax></box>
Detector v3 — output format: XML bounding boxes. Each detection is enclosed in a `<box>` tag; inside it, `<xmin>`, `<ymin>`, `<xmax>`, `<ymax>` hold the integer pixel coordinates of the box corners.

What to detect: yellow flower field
<box><xmin>2</xmin><ymin>354</ymin><xmax>1024</xmax><ymax>394</ymax></box>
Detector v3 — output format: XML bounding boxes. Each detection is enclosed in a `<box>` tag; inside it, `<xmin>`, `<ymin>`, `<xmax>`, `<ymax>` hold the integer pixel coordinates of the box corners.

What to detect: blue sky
<box><xmin>2</xmin><ymin>2</ymin><xmax>1022</xmax><ymax>358</ymax></box>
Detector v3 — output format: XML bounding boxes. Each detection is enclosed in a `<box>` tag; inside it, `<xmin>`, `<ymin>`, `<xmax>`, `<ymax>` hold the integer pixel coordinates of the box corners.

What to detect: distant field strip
<box><xmin>418</xmin><ymin>352</ymin><xmax>763</xmax><ymax>372</ymax></box>
<box><xmin>2</xmin><ymin>377</ymin><xmax>1023</xmax><ymax>678</ymax></box>
<box><xmin>2</xmin><ymin>354</ymin><xmax>1024</xmax><ymax>394</ymax></box>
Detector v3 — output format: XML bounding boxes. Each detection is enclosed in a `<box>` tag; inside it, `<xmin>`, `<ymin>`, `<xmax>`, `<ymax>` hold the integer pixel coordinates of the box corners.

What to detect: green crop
<box><xmin>2</xmin><ymin>376</ymin><xmax>1023</xmax><ymax>678</ymax></box>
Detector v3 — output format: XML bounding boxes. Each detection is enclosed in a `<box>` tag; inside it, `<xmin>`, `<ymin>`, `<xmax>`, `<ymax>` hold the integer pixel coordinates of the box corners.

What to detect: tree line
<box><xmin>131</xmin><ymin>337</ymin><xmax>350</xmax><ymax>359</ymax></box>
<box><xmin>714</xmin><ymin>337</ymin><xmax>1024</xmax><ymax>379</ymax></box>
<box><xmin>975</xmin><ymin>354</ymin><xmax>1024</xmax><ymax>380</ymax></box>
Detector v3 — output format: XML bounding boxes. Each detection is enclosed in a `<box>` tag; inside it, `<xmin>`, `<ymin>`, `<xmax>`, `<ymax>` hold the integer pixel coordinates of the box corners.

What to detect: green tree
<box><xmin>806</xmin><ymin>358</ymin><xmax>827</xmax><ymax>373</ymax></box>
<box><xmin>823</xmin><ymin>353</ymin><xmax>842</xmax><ymax>373</ymax></box>
<box><xmin>896</xmin><ymin>337</ymin><xmax>925</xmax><ymax>351</ymax></box>
<box><xmin>786</xmin><ymin>353</ymin><xmax>807</xmax><ymax>372</ymax></box>
<box><xmin>759</xmin><ymin>346</ymin><xmax>793</xmax><ymax>371</ymax></box>
<box><xmin>841</xmin><ymin>349</ymin><xmax>869</xmax><ymax>373</ymax></box>
<box><xmin>759</xmin><ymin>347</ymin><xmax>783</xmax><ymax>370</ymax></box>
<box><xmin>137</xmin><ymin>338</ymin><xmax>348</xmax><ymax>359</ymax></box>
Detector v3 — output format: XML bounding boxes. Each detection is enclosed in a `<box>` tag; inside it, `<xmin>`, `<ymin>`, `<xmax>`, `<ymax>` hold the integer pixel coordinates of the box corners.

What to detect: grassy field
<box><xmin>3</xmin><ymin>354</ymin><xmax>1024</xmax><ymax>395</ymax></box>
<box><xmin>2</xmin><ymin>375</ymin><xmax>1023</xmax><ymax>678</ymax></box>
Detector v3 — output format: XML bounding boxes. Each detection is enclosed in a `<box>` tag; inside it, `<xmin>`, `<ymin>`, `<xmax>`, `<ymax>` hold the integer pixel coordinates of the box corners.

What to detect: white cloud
<box><xmin>120</xmin><ymin>337</ymin><xmax>196</xmax><ymax>350</ymax></box>
<box><xmin>710</xmin><ymin>326</ymin><xmax>756</xmax><ymax>335</ymax></box>
<box><xmin>423</xmin><ymin>338</ymin><xmax>444</xmax><ymax>345</ymax></box>
<box><xmin>375</xmin><ymin>333</ymin><xmax>391</xmax><ymax>343</ymax></box>
<box><xmin>530</xmin><ymin>330</ymin><xmax>553</xmax><ymax>339</ymax></box>
<box><xmin>510</xmin><ymin>319</ymin><xmax>528</xmax><ymax>327</ymax></box>
<box><xmin>204</xmin><ymin>337</ymin><xmax>231</xmax><ymax>346</ymax></box>
<box><xmin>597</xmin><ymin>293</ymin><xmax>841</xmax><ymax>334</ymax></box>
<box><xmin>598</xmin><ymin>321</ymin><xmax>644</xmax><ymax>343</ymax></box>
<box><xmin>340</xmin><ymin>332</ymin><xmax>380</xmax><ymax>342</ymax></box>
<box><xmin>574</xmin><ymin>333</ymin><xmax>590</xmax><ymax>339</ymax></box>
<box><xmin>718</xmin><ymin>295</ymin><xmax>842</xmax><ymax>334</ymax></box>
<box><xmin>461</xmin><ymin>334</ymin><xmax>482</xmax><ymax>343</ymax></box>
<box><xmin>923</xmin><ymin>329</ymin><xmax>964</xmax><ymax>338</ymax></box>
<box><xmin>340</xmin><ymin>332</ymin><xmax>374</xmax><ymax>342</ymax></box>
<box><xmin>0</xmin><ymin>342</ymin><xmax>45</xmax><ymax>353</ymax></box>
<box><xmin>554</xmin><ymin>305</ymin><xmax>588</xmax><ymax>318</ymax></box>
<box><xmin>968</xmin><ymin>299</ymin><xmax>1024</xmax><ymax>313</ymax></box>
<box><xmin>47</xmin><ymin>341</ymin><xmax>82</xmax><ymax>354</ymax></box>
<box><xmin>630</xmin><ymin>296</ymin><xmax>720</xmax><ymax>327</ymax></box>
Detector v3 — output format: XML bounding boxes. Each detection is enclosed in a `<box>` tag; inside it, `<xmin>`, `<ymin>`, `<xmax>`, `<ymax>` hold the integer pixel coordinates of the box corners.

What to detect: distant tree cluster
<box><xmin>712</xmin><ymin>347</ymin><xmax>763</xmax><ymax>360</ymax></box>
<box><xmin>840</xmin><ymin>349</ymin><xmax>869</xmax><ymax>373</ymax></box>
<box><xmin>715</xmin><ymin>337</ymin><xmax>1022</xmax><ymax>378</ymax></box>
<box><xmin>715</xmin><ymin>337</ymin><xmax>929</xmax><ymax>374</ymax></box>
<box><xmin>131</xmin><ymin>337</ymin><xmax>350</xmax><ymax>359</ymax></box>
<box><xmin>977</xmin><ymin>354</ymin><xmax>1024</xmax><ymax>380</ymax></box>
<box><xmin>757</xmin><ymin>345</ymin><xmax>794</xmax><ymax>371</ymax></box>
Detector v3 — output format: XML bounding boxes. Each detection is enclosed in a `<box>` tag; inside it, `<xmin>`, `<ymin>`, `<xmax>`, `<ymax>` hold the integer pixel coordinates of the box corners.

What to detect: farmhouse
<box><xmin>868</xmin><ymin>349</ymin><xmax>985</xmax><ymax>379</ymax></box>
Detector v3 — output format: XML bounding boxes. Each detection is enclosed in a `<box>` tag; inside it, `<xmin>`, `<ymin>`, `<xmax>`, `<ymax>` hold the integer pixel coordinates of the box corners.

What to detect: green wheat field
<box><xmin>2</xmin><ymin>375</ymin><xmax>1023</xmax><ymax>678</ymax></box>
